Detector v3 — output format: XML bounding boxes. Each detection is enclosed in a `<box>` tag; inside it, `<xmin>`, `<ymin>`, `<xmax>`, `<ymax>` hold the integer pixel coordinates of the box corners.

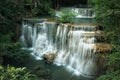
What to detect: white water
<box><xmin>54</xmin><ymin>24</ymin><xmax>98</xmax><ymax>76</ymax></box>
<box><xmin>20</xmin><ymin>8</ymin><xmax>101</xmax><ymax>77</ymax></box>
<box><xmin>33</xmin><ymin>22</ymin><xmax>57</xmax><ymax>58</ymax></box>
<box><xmin>20</xmin><ymin>20</ymin><xmax>101</xmax><ymax>76</ymax></box>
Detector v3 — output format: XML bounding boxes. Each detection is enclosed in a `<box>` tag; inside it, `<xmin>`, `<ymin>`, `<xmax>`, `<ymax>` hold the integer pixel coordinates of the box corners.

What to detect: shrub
<box><xmin>0</xmin><ymin>34</ymin><xmax>30</xmax><ymax>66</ymax></box>
<box><xmin>106</xmin><ymin>52</ymin><xmax>120</xmax><ymax>71</ymax></box>
<box><xmin>0</xmin><ymin>65</ymin><xmax>36</xmax><ymax>80</ymax></box>
<box><xmin>97</xmin><ymin>70</ymin><xmax>120</xmax><ymax>80</ymax></box>
<box><xmin>96</xmin><ymin>52</ymin><xmax>120</xmax><ymax>80</ymax></box>
<box><xmin>57</xmin><ymin>9</ymin><xmax>77</xmax><ymax>23</ymax></box>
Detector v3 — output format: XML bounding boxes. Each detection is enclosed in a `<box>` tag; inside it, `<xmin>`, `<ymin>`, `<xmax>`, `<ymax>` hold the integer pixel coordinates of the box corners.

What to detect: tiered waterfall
<box><xmin>20</xmin><ymin>8</ymin><xmax>110</xmax><ymax>77</ymax></box>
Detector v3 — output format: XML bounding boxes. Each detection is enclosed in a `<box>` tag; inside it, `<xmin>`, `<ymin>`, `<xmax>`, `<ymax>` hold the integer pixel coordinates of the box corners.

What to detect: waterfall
<box><xmin>54</xmin><ymin>24</ymin><xmax>99</xmax><ymax>76</ymax></box>
<box><xmin>33</xmin><ymin>21</ymin><xmax>57</xmax><ymax>59</ymax></box>
<box><xmin>20</xmin><ymin>21</ymin><xmax>103</xmax><ymax>76</ymax></box>
<box><xmin>20</xmin><ymin>19</ymin><xmax>57</xmax><ymax>58</ymax></box>
<box><xmin>20</xmin><ymin>9</ymin><xmax>110</xmax><ymax>77</ymax></box>
<box><xmin>20</xmin><ymin>20</ymin><xmax>34</xmax><ymax>48</ymax></box>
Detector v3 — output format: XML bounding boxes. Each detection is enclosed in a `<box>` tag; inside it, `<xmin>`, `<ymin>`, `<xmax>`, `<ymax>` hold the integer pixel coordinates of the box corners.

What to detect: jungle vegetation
<box><xmin>88</xmin><ymin>0</ymin><xmax>120</xmax><ymax>79</ymax></box>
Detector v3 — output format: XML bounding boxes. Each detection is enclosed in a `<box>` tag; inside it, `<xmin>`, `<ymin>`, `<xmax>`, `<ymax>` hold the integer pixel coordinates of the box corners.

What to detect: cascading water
<box><xmin>20</xmin><ymin>21</ymin><xmax>34</xmax><ymax>48</ymax></box>
<box><xmin>54</xmin><ymin>24</ymin><xmax>99</xmax><ymax>76</ymax></box>
<box><xmin>20</xmin><ymin>19</ymin><xmax>57</xmax><ymax>58</ymax></box>
<box><xmin>33</xmin><ymin>21</ymin><xmax>57</xmax><ymax>59</ymax></box>
<box><xmin>20</xmin><ymin>8</ymin><xmax>109</xmax><ymax>77</ymax></box>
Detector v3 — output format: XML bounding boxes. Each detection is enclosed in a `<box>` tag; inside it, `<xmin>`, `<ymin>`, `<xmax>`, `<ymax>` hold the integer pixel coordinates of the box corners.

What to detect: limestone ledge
<box><xmin>69</xmin><ymin>31</ymin><xmax>104</xmax><ymax>37</ymax></box>
<box><xmin>60</xmin><ymin>23</ymin><xmax>98</xmax><ymax>27</ymax></box>
<box><xmin>83</xmin><ymin>32</ymin><xmax>104</xmax><ymax>37</ymax></box>
<box><xmin>94</xmin><ymin>43</ymin><xmax>111</xmax><ymax>53</ymax></box>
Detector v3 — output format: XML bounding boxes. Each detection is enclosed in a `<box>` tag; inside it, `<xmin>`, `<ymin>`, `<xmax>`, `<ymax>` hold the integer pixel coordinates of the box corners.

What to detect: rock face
<box><xmin>43</xmin><ymin>53</ymin><xmax>57</xmax><ymax>63</ymax></box>
<box><xmin>95</xmin><ymin>43</ymin><xmax>111</xmax><ymax>53</ymax></box>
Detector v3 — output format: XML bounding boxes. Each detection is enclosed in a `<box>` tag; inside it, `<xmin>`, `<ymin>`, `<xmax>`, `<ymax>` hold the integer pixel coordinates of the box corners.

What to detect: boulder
<box><xmin>43</xmin><ymin>53</ymin><xmax>57</xmax><ymax>63</ymax></box>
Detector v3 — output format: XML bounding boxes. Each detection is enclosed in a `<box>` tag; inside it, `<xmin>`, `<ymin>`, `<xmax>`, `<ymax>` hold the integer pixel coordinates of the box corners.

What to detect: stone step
<box><xmin>60</xmin><ymin>23</ymin><xmax>103</xmax><ymax>31</ymax></box>
<box><xmin>69</xmin><ymin>31</ymin><xmax>104</xmax><ymax>37</ymax></box>
<box><xmin>83</xmin><ymin>32</ymin><xmax>104</xmax><ymax>37</ymax></box>
<box><xmin>68</xmin><ymin>43</ymin><xmax>110</xmax><ymax>53</ymax></box>
<box><xmin>61</xmin><ymin>23</ymin><xmax>97</xmax><ymax>27</ymax></box>
<box><xmin>72</xmin><ymin>24</ymin><xmax>103</xmax><ymax>31</ymax></box>
<box><xmin>71</xmin><ymin>24</ymin><xmax>97</xmax><ymax>27</ymax></box>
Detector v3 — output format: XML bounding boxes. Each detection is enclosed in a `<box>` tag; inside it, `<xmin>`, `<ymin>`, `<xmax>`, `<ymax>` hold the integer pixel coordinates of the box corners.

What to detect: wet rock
<box><xmin>43</xmin><ymin>53</ymin><xmax>57</xmax><ymax>63</ymax></box>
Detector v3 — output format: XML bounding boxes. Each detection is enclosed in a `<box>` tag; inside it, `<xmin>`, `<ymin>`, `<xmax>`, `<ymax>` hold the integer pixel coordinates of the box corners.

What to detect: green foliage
<box><xmin>23</xmin><ymin>0</ymin><xmax>52</xmax><ymax>15</ymax></box>
<box><xmin>0</xmin><ymin>33</ymin><xmax>12</xmax><ymax>43</ymax></box>
<box><xmin>0</xmin><ymin>0</ymin><xmax>53</xmax><ymax>34</ymax></box>
<box><xmin>105</xmin><ymin>31</ymin><xmax>120</xmax><ymax>52</ymax></box>
<box><xmin>0</xmin><ymin>65</ymin><xmax>36</xmax><ymax>80</ymax></box>
<box><xmin>57</xmin><ymin>9</ymin><xmax>77</xmax><ymax>23</ymax></box>
<box><xmin>48</xmin><ymin>9</ymin><xmax>56</xmax><ymax>17</ymax></box>
<box><xmin>91</xmin><ymin>0</ymin><xmax>120</xmax><ymax>31</ymax></box>
<box><xmin>91</xmin><ymin>0</ymin><xmax>120</xmax><ymax>79</ymax></box>
<box><xmin>97</xmin><ymin>70</ymin><xmax>120</xmax><ymax>80</ymax></box>
<box><xmin>0</xmin><ymin>34</ymin><xmax>30</xmax><ymax>66</ymax></box>
<box><xmin>87</xmin><ymin>0</ymin><xmax>95</xmax><ymax>7</ymax></box>
<box><xmin>96</xmin><ymin>52</ymin><xmax>120</xmax><ymax>80</ymax></box>
<box><xmin>106</xmin><ymin>52</ymin><xmax>120</xmax><ymax>71</ymax></box>
<box><xmin>2</xmin><ymin>43</ymin><xmax>30</xmax><ymax>66</ymax></box>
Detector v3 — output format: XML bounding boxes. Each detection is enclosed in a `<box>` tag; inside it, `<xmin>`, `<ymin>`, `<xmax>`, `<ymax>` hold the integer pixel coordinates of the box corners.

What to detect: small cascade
<box><xmin>20</xmin><ymin>10</ymin><xmax>110</xmax><ymax>77</ymax></box>
<box><xmin>56</xmin><ymin>8</ymin><xmax>95</xmax><ymax>18</ymax></box>
<box><xmin>20</xmin><ymin>19</ymin><xmax>57</xmax><ymax>58</ymax></box>
<box><xmin>20</xmin><ymin>19</ymin><xmax>44</xmax><ymax>48</ymax></box>
<box><xmin>71</xmin><ymin>8</ymin><xmax>95</xmax><ymax>18</ymax></box>
<box><xmin>54</xmin><ymin>24</ymin><xmax>70</xmax><ymax>65</ymax></box>
<box><xmin>20</xmin><ymin>20</ymin><xmax>34</xmax><ymax>48</ymax></box>
<box><xmin>33</xmin><ymin>21</ymin><xmax>57</xmax><ymax>58</ymax></box>
<box><xmin>54</xmin><ymin>24</ymin><xmax>98</xmax><ymax>76</ymax></box>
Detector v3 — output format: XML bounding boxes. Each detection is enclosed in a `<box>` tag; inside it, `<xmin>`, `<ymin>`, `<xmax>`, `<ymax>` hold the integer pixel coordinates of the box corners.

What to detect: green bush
<box><xmin>1</xmin><ymin>42</ymin><xmax>30</xmax><ymax>66</ymax></box>
<box><xmin>57</xmin><ymin>9</ymin><xmax>77</xmax><ymax>23</ymax></box>
<box><xmin>106</xmin><ymin>52</ymin><xmax>120</xmax><ymax>71</ymax></box>
<box><xmin>97</xmin><ymin>70</ymin><xmax>120</xmax><ymax>80</ymax></box>
<box><xmin>90</xmin><ymin>0</ymin><xmax>120</xmax><ymax>31</ymax></box>
<box><xmin>90</xmin><ymin>0</ymin><xmax>120</xmax><ymax>79</ymax></box>
<box><xmin>96</xmin><ymin>52</ymin><xmax>120</xmax><ymax>80</ymax></box>
<box><xmin>0</xmin><ymin>0</ymin><xmax>53</xmax><ymax>34</ymax></box>
<box><xmin>0</xmin><ymin>34</ymin><xmax>30</xmax><ymax>66</ymax></box>
<box><xmin>0</xmin><ymin>65</ymin><xmax>36</xmax><ymax>80</ymax></box>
